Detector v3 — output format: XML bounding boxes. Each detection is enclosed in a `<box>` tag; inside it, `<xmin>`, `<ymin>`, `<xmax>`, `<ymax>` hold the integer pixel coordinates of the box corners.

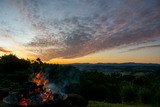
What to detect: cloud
<box><xmin>11</xmin><ymin>0</ymin><xmax>160</xmax><ymax>60</ymax></box>
<box><xmin>0</xmin><ymin>47</ymin><xmax>12</xmax><ymax>53</ymax></box>
<box><xmin>121</xmin><ymin>44</ymin><xmax>160</xmax><ymax>53</ymax></box>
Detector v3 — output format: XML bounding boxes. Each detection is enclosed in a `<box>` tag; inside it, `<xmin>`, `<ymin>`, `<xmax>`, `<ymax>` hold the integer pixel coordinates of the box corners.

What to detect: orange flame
<box><xmin>40</xmin><ymin>88</ymin><xmax>54</xmax><ymax>102</ymax></box>
<box><xmin>31</xmin><ymin>71</ymin><xmax>48</xmax><ymax>86</ymax></box>
<box><xmin>29</xmin><ymin>71</ymin><xmax>54</xmax><ymax>103</ymax></box>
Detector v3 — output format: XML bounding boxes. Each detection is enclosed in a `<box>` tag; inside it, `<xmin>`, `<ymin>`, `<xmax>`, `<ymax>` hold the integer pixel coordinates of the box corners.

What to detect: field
<box><xmin>88</xmin><ymin>101</ymin><xmax>156</xmax><ymax>107</ymax></box>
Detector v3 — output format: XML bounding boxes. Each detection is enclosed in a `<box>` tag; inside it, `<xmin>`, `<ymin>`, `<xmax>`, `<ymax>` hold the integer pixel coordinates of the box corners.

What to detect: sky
<box><xmin>0</xmin><ymin>0</ymin><xmax>160</xmax><ymax>64</ymax></box>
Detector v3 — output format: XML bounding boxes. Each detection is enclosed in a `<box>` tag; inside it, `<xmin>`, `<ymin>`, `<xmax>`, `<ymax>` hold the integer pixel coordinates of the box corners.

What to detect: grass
<box><xmin>88</xmin><ymin>101</ymin><xmax>157</xmax><ymax>107</ymax></box>
<box><xmin>0</xmin><ymin>100</ymin><xmax>158</xmax><ymax>107</ymax></box>
<box><xmin>0</xmin><ymin>100</ymin><xmax>11</xmax><ymax>107</ymax></box>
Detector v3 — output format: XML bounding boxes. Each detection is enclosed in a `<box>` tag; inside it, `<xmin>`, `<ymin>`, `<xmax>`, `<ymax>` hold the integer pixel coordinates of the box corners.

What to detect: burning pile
<box><xmin>18</xmin><ymin>71</ymin><xmax>61</xmax><ymax>106</ymax></box>
<box><xmin>3</xmin><ymin>69</ymin><xmax>88</xmax><ymax>107</ymax></box>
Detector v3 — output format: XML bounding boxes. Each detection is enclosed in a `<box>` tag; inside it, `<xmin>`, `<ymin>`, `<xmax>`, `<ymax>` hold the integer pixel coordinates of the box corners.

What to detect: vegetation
<box><xmin>0</xmin><ymin>54</ymin><xmax>160</xmax><ymax>106</ymax></box>
<box><xmin>88</xmin><ymin>101</ymin><xmax>155</xmax><ymax>107</ymax></box>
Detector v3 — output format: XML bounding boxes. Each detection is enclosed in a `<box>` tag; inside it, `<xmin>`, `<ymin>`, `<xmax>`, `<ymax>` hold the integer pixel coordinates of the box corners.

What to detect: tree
<box><xmin>0</xmin><ymin>54</ymin><xmax>30</xmax><ymax>73</ymax></box>
<box><xmin>121</xmin><ymin>84</ymin><xmax>137</xmax><ymax>103</ymax></box>
<box><xmin>139</xmin><ymin>88</ymin><xmax>152</xmax><ymax>104</ymax></box>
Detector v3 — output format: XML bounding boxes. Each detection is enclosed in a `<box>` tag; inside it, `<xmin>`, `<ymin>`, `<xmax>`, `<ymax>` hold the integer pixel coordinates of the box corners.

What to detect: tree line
<box><xmin>0</xmin><ymin>54</ymin><xmax>159</xmax><ymax>105</ymax></box>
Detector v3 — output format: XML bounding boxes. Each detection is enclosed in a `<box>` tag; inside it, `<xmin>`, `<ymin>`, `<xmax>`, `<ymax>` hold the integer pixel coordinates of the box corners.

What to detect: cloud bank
<box><xmin>0</xmin><ymin>47</ymin><xmax>11</xmax><ymax>53</ymax></box>
<box><xmin>121</xmin><ymin>44</ymin><xmax>160</xmax><ymax>53</ymax></box>
<box><xmin>1</xmin><ymin>0</ymin><xmax>160</xmax><ymax>60</ymax></box>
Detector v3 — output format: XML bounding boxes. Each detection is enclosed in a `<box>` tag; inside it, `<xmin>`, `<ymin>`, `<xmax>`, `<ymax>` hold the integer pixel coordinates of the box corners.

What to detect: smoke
<box><xmin>44</xmin><ymin>65</ymin><xmax>80</xmax><ymax>94</ymax></box>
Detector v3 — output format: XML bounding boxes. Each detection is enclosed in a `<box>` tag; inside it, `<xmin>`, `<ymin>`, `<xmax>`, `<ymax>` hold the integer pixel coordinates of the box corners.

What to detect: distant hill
<box><xmin>64</xmin><ymin>63</ymin><xmax>160</xmax><ymax>74</ymax></box>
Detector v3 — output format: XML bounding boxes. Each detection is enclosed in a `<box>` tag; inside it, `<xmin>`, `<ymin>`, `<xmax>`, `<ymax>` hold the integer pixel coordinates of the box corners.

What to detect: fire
<box><xmin>19</xmin><ymin>71</ymin><xmax>54</xmax><ymax>106</ymax></box>
<box><xmin>40</xmin><ymin>88</ymin><xmax>54</xmax><ymax>102</ymax></box>
<box><xmin>31</xmin><ymin>71</ymin><xmax>49</xmax><ymax>86</ymax></box>
<box><xmin>18</xmin><ymin>98</ymin><xmax>29</xmax><ymax>106</ymax></box>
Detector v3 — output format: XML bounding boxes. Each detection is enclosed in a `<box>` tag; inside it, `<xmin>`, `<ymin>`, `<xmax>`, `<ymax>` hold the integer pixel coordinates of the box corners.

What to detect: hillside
<box><xmin>69</xmin><ymin>63</ymin><xmax>160</xmax><ymax>74</ymax></box>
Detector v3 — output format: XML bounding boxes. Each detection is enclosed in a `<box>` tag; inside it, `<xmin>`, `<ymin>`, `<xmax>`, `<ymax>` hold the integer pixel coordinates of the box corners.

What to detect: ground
<box><xmin>0</xmin><ymin>100</ymin><xmax>157</xmax><ymax>107</ymax></box>
<box><xmin>88</xmin><ymin>101</ymin><xmax>156</xmax><ymax>107</ymax></box>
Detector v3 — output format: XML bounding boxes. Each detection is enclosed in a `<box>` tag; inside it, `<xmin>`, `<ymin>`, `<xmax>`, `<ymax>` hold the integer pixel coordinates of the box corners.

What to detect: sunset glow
<box><xmin>0</xmin><ymin>0</ymin><xmax>160</xmax><ymax>64</ymax></box>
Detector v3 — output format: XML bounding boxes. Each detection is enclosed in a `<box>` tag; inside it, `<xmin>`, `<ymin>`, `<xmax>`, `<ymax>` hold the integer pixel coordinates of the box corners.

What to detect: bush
<box><xmin>139</xmin><ymin>88</ymin><xmax>152</xmax><ymax>104</ymax></box>
<box><xmin>0</xmin><ymin>54</ymin><xmax>30</xmax><ymax>73</ymax></box>
<box><xmin>121</xmin><ymin>85</ymin><xmax>137</xmax><ymax>103</ymax></box>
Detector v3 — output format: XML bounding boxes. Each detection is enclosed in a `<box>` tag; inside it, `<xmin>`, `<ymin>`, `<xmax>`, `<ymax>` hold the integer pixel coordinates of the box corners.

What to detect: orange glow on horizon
<box><xmin>46</xmin><ymin>58</ymin><xmax>160</xmax><ymax>64</ymax></box>
<box><xmin>46</xmin><ymin>48</ymin><xmax>160</xmax><ymax>64</ymax></box>
<box><xmin>0</xmin><ymin>47</ymin><xmax>160</xmax><ymax>64</ymax></box>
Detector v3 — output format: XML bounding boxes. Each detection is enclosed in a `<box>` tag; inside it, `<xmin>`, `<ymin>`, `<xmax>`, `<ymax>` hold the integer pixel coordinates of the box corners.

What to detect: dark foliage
<box><xmin>0</xmin><ymin>54</ymin><xmax>30</xmax><ymax>73</ymax></box>
<box><xmin>0</xmin><ymin>54</ymin><xmax>160</xmax><ymax>105</ymax></box>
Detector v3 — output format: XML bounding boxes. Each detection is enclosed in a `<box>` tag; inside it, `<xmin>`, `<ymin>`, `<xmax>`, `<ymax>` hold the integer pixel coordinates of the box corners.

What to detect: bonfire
<box><xmin>3</xmin><ymin>70</ymin><xmax>88</xmax><ymax>107</ymax></box>
<box><xmin>18</xmin><ymin>71</ymin><xmax>54</xmax><ymax>106</ymax></box>
<box><xmin>3</xmin><ymin>59</ymin><xmax>88</xmax><ymax>106</ymax></box>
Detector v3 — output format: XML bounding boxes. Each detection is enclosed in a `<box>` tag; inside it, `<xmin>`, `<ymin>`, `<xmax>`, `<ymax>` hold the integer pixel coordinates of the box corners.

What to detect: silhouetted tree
<box><xmin>139</xmin><ymin>88</ymin><xmax>152</xmax><ymax>104</ymax></box>
<box><xmin>121</xmin><ymin>85</ymin><xmax>137</xmax><ymax>103</ymax></box>
<box><xmin>0</xmin><ymin>54</ymin><xmax>30</xmax><ymax>73</ymax></box>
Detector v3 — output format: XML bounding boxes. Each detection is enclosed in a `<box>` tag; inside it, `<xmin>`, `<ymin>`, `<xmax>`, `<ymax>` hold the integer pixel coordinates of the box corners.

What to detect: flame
<box><xmin>18</xmin><ymin>98</ymin><xmax>29</xmax><ymax>106</ymax></box>
<box><xmin>40</xmin><ymin>88</ymin><xmax>54</xmax><ymax>102</ymax></box>
<box><xmin>30</xmin><ymin>71</ymin><xmax>54</xmax><ymax>103</ymax></box>
<box><xmin>31</xmin><ymin>71</ymin><xmax>49</xmax><ymax>86</ymax></box>
<box><xmin>19</xmin><ymin>71</ymin><xmax>55</xmax><ymax>106</ymax></box>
